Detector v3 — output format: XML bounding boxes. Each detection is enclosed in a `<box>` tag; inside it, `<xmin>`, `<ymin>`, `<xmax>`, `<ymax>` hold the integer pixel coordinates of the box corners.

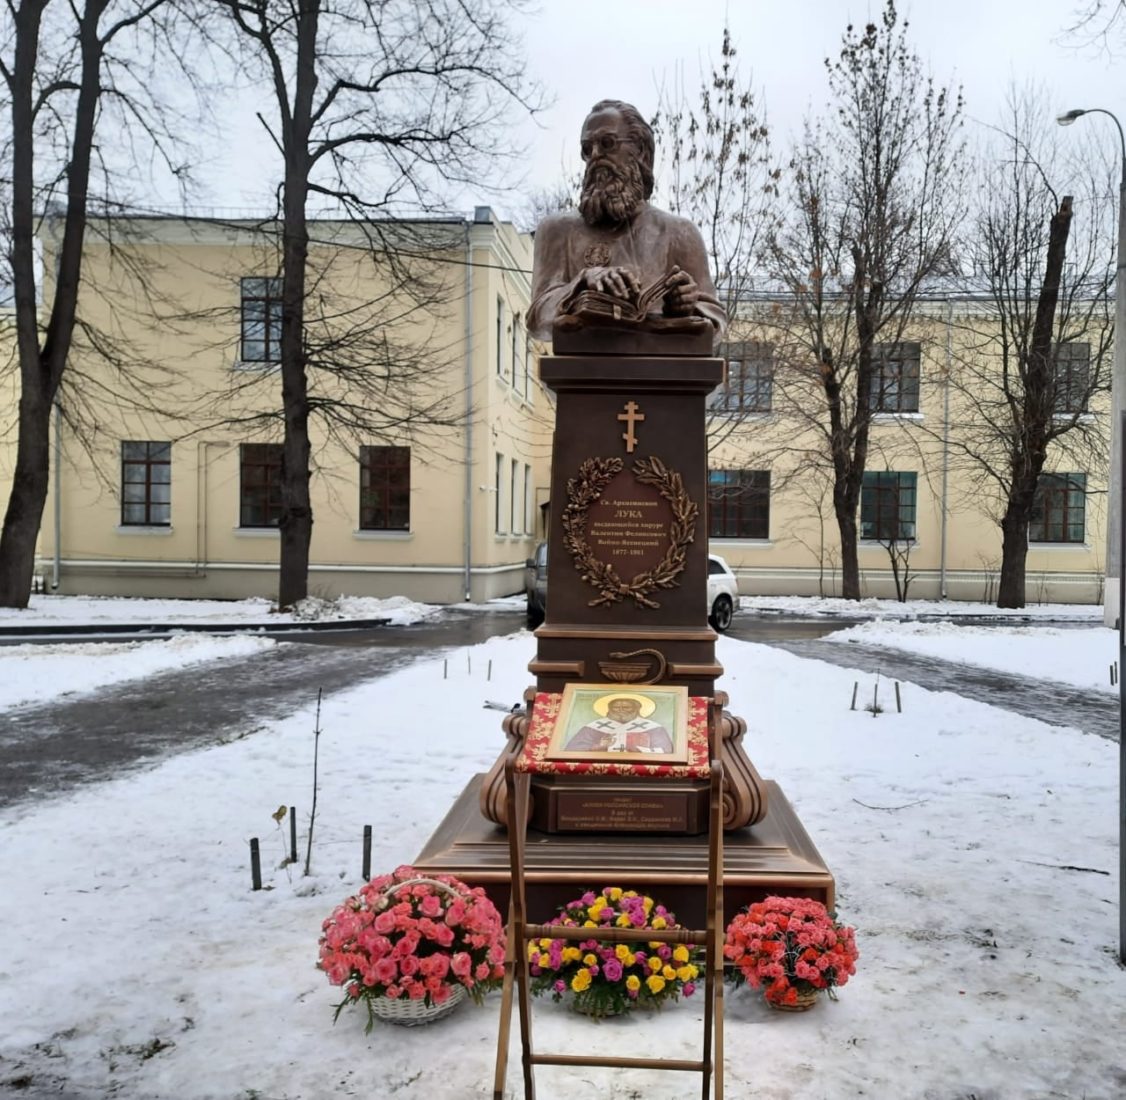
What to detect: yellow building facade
<box><xmin>26</xmin><ymin>208</ymin><xmax>552</xmax><ymax>603</ymax></box>
<box><xmin>1</xmin><ymin>226</ymin><xmax>1109</xmax><ymax>607</ymax></box>
<box><xmin>706</xmin><ymin>297</ymin><xmax>1109</xmax><ymax>603</ymax></box>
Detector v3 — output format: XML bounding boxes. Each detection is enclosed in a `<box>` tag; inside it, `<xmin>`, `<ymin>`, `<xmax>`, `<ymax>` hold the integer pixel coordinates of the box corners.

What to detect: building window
<box><xmin>240</xmin><ymin>277</ymin><xmax>282</xmax><ymax>363</ymax></box>
<box><xmin>495</xmin><ymin>452</ymin><xmax>504</xmax><ymax>533</ymax></box>
<box><xmin>359</xmin><ymin>446</ymin><xmax>410</xmax><ymax>530</ymax></box>
<box><xmin>1030</xmin><ymin>472</ymin><xmax>1086</xmax><ymax>543</ymax></box>
<box><xmin>869</xmin><ymin>342</ymin><xmax>920</xmax><ymax>413</ymax></box>
<box><xmin>239</xmin><ymin>443</ymin><xmax>283</xmax><ymax>527</ymax></box>
<box><xmin>860</xmin><ymin>471</ymin><xmax>917</xmax><ymax>540</ymax></box>
<box><xmin>715</xmin><ymin>342</ymin><xmax>773</xmax><ymax>413</ymax></box>
<box><xmin>522</xmin><ymin>331</ymin><xmax>531</xmax><ymax>401</ymax></box>
<box><xmin>524</xmin><ymin>463</ymin><xmax>533</xmax><ymax>535</ymax></box>
<box><xmin>510</xmin><ymin>459</ymin><xmax>519</xmax><ymax>533</ymax></box>
<box><xmin>121</xmin><ymin>441</ymin><xmax>171</xmax><ymax>526</ymax></box>
<box><xmin>496</xmin><ymin>297</ymin><xmax>505</xmax><ymax>377</ymax></box>
<box><xmin>708</xmin><ymin>469</ymin><xmax>770</xmax><ymax>539</ymax></box>
<box><xmin>1053</xmin><ymin>342</ymin><xmax>1090</xmax><ymax>415</ymax></box>
<box><xmin>511</xmin><ymin>314</ymin><xmax>521</xmax><ymax>391</ymax></box>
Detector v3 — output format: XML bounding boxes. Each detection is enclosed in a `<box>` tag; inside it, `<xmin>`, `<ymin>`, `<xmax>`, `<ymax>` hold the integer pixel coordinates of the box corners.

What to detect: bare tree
<box><xmin>1061</xmin><ymin>1</ymin><xmax>1126</xmax><ymax>52</ymax></box>
<box><xmin>945</xmin><ymin>92</ymin><xmax>1115</xmax><ymax>607</ymax></box>
<box><xmin>652</xmin><ymin>26</ymin><xmax>778</xmax><ymax>452</ymax></box>
<box><xmin>215</xmin><ymin>0</ymin><xmax>540</xmax><ymax>608</ymax></box>
<box><xmin>0</xmin><ymin>0</ymin><xmax>206</xmax><ymax>608</ymax></box>
<box><xmin>762</xmin><ymin>0</ymin><xmax>965</xmax><ymax>600</ymax></box>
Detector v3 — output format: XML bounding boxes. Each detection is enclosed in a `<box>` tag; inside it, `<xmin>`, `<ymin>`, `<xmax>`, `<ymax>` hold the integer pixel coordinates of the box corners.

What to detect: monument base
<box><xmin>414</xmin><ymin>774</ymin><xmax>835</xmax><ymax>927</ymax></box>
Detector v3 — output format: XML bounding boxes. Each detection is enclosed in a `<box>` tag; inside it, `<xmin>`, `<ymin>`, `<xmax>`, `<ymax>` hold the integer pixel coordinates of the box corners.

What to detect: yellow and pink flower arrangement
<box><xmin>723</xmin><ymin>895</ymin><xmax>859</xmax><ymax>1009</ymax></box>
<box><xmin>317</xmin><ymin>866</ymin><xmax>507</xmax><ymax>1030</ymax></box>
<box><xmin>528</xmin><ymin>888</ymin><xmax>702</xmax><ymax>1018</ymax></box>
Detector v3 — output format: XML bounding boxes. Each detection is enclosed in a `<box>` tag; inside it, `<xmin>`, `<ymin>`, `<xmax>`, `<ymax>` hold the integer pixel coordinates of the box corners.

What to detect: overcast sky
<box><xmin>485</xmin><ymin>0</ymin><xmax>1122</xmax><ymax>221</ymax></box>
<box><xmin>200</xmin><ymin>1</ymin><xmax>1121</xmax><ymax>223</ymax></box>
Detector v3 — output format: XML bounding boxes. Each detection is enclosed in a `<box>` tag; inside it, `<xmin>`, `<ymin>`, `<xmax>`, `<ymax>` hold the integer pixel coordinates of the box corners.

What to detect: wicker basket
<box><xmin>364</xmin><ymin>876</ymin><xmax>473</xmax><ymax>1028</ymax></box>
<box><xmin>369</xmin><ymin>983</ymin><xmax>467</xmax><ymax>1027</ymax></box>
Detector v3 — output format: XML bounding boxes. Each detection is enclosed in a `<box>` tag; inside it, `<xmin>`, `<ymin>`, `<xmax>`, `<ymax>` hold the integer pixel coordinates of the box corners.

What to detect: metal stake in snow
<box><xmin>304</xmin><ymin>689</ymin><xmax>323</xmax><ymax>877</ymax></box>
<box><xmin>250</xmin><ymin>838</ymin><xmax>262</xmax><ymax>891</ymax></box>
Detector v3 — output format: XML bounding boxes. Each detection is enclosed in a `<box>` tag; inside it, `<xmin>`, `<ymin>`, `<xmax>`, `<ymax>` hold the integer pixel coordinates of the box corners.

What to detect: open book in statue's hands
<box><xmin>558</xmin><ymin>267</ymin><xmax>710</xmax><ymax>336</ymax></box>
<box><xmin>566</xmin><ymin>269</ymin><xmax>678</xmax><ymax>323</ymax></box>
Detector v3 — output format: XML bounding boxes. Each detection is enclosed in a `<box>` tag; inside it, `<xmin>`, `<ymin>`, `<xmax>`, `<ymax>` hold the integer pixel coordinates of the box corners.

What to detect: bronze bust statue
<box><xmin>528</xmin><ymin>99</ymin><xmax>727</xmax><ymax>355</ymax></box>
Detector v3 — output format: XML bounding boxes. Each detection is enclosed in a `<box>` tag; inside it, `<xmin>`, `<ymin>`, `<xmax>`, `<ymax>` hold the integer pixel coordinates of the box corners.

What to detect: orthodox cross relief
<box><xmin>617</xmin><ymin>400</ymin><xmax>645</xmax><ymax>453</ymax></box>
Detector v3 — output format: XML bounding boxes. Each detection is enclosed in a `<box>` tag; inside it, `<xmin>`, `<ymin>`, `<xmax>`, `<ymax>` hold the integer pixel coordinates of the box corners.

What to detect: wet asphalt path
<box><xmin>2</xmin><ymin>611</ymin><xmax>1117</xmax><ymax>813</ymax></box>
<box><xmin>0</xmin><ymin>609</ymin><xmax>525</xmax><ymax>810</ymax></box>
<box><xmin>756</xmin><ymin>635</ymin><xmax>1120</xmax><ymax>742</ymax></box>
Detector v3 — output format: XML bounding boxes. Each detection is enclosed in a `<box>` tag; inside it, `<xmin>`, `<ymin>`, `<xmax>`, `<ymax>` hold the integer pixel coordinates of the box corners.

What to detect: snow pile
<box><xmin>739</xmin><ymin>593</ymin><xmax>1102</xmax><ymax>621</ymax></box>
<box><xmin>826</xmin><ymin>619</ymin><xmax>1119</xmax><ymax>693</ymax></box>
<box><xmin>0</xmin><ymin>634</ymin><xmax>276</xmax><ymax>710</ymax></box>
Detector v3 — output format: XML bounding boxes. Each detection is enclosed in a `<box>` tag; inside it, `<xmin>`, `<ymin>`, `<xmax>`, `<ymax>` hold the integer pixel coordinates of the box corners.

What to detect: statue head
<box><xmin>578</xmin><ymin>100</ymin><xmax>655</xmax><ymax>230</ymax></box>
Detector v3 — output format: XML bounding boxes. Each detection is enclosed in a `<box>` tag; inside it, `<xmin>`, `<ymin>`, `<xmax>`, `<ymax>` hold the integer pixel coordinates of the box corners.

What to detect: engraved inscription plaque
<box><xmin>553</xmin><ymin>790</ymin><xmax>694</xmax><ymax>833</ymax></box>
<box><xmin>588</xmin><ymin>471</ymin><xmax>669</xmax><ymax>576</ymax></box>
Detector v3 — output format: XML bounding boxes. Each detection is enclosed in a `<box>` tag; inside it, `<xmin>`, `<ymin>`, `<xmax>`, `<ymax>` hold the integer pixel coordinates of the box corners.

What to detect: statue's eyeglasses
<box><xmin>579</xmin><ymin>133</ymin><xmax>634</xmax><ymax>161</ymax></box>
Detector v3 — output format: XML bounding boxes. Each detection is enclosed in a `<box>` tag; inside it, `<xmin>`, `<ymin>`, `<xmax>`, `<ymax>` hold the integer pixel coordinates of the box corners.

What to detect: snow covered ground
<box><xmin>828</xmin><ymin>620</ymin><xmax>1120</xmax><ymax>694</ymax></box>
<box><xmin>0</xmin><ymin>593</ymin><xmax>443</xmax><ymax>627</ymax></box>
<box><xmin>0</xmin><ymin>617</ymin><xmax>1122</xmax><ymax>1098</ymax></box>
<box><xmin>740</xmin><ymin>593</ymin><xmax>1103</xmax><ymax>621</ymax></box>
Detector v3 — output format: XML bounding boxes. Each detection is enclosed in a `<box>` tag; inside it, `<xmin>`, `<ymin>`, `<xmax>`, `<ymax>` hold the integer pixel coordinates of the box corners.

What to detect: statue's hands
<box><xmin>580</xmin><ymin>265</ymin><xmax>641</xmax><ymax>301</ymax></box>
<box><xmin>663</xmin><ymin>265</ymin><xmax>699</xmax><ymax>316</ymax></box>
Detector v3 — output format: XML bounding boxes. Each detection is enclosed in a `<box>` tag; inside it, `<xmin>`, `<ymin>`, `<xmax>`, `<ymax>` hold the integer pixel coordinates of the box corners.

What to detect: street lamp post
<box><xmin>1057</xmin><ymin>107</ymin><xmax>1126</xmax><ymax>629</ymax></box>
<box><xmin>1058</xmin><ymin>105</ymin><xmax>1126</xmax><ymax>966</ymax></box>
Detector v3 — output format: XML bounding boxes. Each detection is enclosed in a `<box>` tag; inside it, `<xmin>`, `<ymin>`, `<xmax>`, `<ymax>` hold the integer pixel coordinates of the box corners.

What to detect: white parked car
<box><xmin>525</xmin><ymin>545</ymin><xmax>741</xmax><ymax>632</ymax></box>
<box><xmin>706</xmin><ymin>553</ymin><xmax>741</xmax><ymax>631</ymax></box>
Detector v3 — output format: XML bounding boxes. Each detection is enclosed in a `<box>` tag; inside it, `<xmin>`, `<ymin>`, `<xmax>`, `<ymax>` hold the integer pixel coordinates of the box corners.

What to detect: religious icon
<box><xmin>545</xmin><ymin>683</ymin><xmax>690</xmax><ymax>765</ymax></box>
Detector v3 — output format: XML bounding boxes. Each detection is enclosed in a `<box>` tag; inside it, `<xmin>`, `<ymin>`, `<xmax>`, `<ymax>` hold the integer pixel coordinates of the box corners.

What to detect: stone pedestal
<box><xmin>475</xmin><ymin>354</ymin><xmax>770</xmax><ymax>835</ymax></box>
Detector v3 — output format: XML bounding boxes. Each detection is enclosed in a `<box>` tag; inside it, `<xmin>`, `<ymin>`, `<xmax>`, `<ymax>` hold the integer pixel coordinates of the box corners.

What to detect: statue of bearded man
<box><xmin>527</xmin><ymin>99</ymin><xmax>727</xmax><ymax>349</ymax></box>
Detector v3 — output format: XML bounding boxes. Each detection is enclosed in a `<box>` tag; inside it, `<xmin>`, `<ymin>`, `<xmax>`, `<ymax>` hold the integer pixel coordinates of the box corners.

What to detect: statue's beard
<box><xmin>579</xmin><ymin>159</ymin><xmax>645</xmax><ymax>229</ymax></box>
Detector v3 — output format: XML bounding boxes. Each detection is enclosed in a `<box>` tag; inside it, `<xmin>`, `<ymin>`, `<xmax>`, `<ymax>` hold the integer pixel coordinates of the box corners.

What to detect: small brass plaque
<box><xmin>554</xmin><ymin>791</ymin><xmax>691</xmax><ymax>833</ymax></box>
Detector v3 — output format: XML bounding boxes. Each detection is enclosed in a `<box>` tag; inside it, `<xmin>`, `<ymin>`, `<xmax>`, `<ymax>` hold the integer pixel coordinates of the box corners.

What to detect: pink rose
<box><xmin>398</xmin><ymin>954</ymin><xmax>420</xmax><ymax>977</ymax></box>
<box><xmin>374</xmin><ymin>957</ymin><xmax>398</xmax><ymax>984</ymax></box>
<box><xmin>420</xmin><ymin>894</ymin><xmax>443</xmax><ymax>918</ymax></box>
<box><xmin>373</xmin><ymin>911</ymin><xmax>396</xmax><ymax>934</ymax></box>
<box><xmin>450</xmin><ymin>952</ymin><xmax>473</xmax><ymax>979</ymax></box>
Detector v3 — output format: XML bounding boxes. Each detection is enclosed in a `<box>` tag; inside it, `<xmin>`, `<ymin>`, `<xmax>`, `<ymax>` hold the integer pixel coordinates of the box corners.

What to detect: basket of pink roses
<box><xmin>318</xmin><ymin>865</ymin><xmax>507</xmax><ymax>1029</ymax></box>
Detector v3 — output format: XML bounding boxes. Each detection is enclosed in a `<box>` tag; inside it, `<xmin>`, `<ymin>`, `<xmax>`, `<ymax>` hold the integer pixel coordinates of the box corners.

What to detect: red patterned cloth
<box><xmin>516</xmin><ymin>692</ymin><xmax>712</xmax><ymax>778</ymax></box>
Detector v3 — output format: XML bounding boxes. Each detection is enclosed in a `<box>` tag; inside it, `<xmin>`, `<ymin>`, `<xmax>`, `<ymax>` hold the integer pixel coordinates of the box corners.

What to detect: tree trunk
<box><xmin>0</xmin><ymin>385</ymin><xmax>51</xmax><ymax>607</ymax></box>
<box><xmin>0</xmin><ymin>0</ymin><xmax>103</xmax><ymax>607</ymax></box>
<box><xmin>275</xmin><ymin>0</ymin><xmax>320</xmax><ymax>610</ymax></box>
<box><xmin>997</xmin><ymin>509</ymin><xmax>1030</xmax><ymax>608</ymax></box>
<box><xmin>995</xmin><ymin>196</ymin><xmax>1073</xmax><ymax>610</ymax></box>
<box><xmin>835</xmin><ymin>501</ymin><xmax>861</xmax><ymax>600</ymax></box>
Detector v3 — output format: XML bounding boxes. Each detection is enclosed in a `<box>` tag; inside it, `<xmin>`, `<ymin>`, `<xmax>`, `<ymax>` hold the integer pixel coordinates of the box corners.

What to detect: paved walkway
<box><xmin>2</xmin><ymin>613</ymin><xmax>1116</xmax><ymax>814</ymax></box>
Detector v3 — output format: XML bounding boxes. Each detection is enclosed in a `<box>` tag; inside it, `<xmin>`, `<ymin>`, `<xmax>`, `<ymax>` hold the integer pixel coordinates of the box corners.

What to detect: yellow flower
<box><xmin>625</xmin><ymin>975</ymin><xmax>641</xmax><ymax>992</ymax></box>
<box><xmin>527</xmin><ymin>943</ymin><xmax>539</xmax><ymax>961</ymax></box>
<box><xmin>571</xmin><ymin>969</ymin><xmax>592</xmax><ymax>992</ymax></box>
<box><xmin>608</xmin><ymin>887</ymin><xmax>623</xmax><ymax>901</ymax></box>
<box><xmin>642</xmin><ymin>896</ymin><xmax>654</xmax><ymax>913</ymax></box>
<box><xmin>685</xmin><ymin>965</ymin><xmax>699</xmax><ymax>980</ymax></box>
<box><xmin>615</xmin><ymin>914</ymin><xmax>632</xmax><ymax>928</ymax></box>
<box><xmin>648</xmin><ymin>957</ymin><xmax>662</xmax><ymax>972</ymax></box>
<box><xmin>646</xmin><ymin>975</ymin><xmax>666</xmax><ymax>994</ymax></box>
<box><xmin>615</xmin><ymin>944</ymin><xmax>631</xmax><ymax>961</ymax></box>
<box><xmin>662</xmin><ymin>965</ymin><xmax>677</xmax><ymax>981</ymax></box>
<box><xmin>673</xmin><ymin>946</ymin><xmax>690</xmax><ymax>964</ymax></box>
<box><xmin>587</xmin><ymin>900</ymin><xmax>606</xmax><ymax>920</ymax></box>
<box><xmin>677</xmin><ymin>966</ymin><xmax>695</xmax><ymax>982</ymax></box>
<box><xmin>583</xmin><ymin>920</ymin><xmax>597</xmax><ymax>927</ymax></box>
<box><xmin>539</xmin><ymin>938</ymin><xmax>552</xmax><ymax>949</ymax></box>
<box><xmin>622</xmin><ymin>891</ymin><xmax>638</xmax><ymax>900</ymax></box>
<box><xmin>562</xmin><ymin>947</ymin><xmax>582</xmax><ymax>963</ymax></box>
<box><xmin>583</xmin><ymin>953</ymin><xmax>597</xmax><ymax>967</ymax></box>
<box><xmin>538</xmin><ymin>954</ymin><xmax>552</xmax><ymax>968</ymax></box>
<box><xmin>651</xmin><ymin>916</ymin><xmax>668</xmax><ymax>930</ymax></box>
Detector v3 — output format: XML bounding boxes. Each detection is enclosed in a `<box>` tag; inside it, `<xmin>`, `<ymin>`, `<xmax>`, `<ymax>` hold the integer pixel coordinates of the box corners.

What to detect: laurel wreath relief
<box><xmin>562</xmin><ymin>456</ymin><xmax>698</xmax><ymax>609</ymax></box>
